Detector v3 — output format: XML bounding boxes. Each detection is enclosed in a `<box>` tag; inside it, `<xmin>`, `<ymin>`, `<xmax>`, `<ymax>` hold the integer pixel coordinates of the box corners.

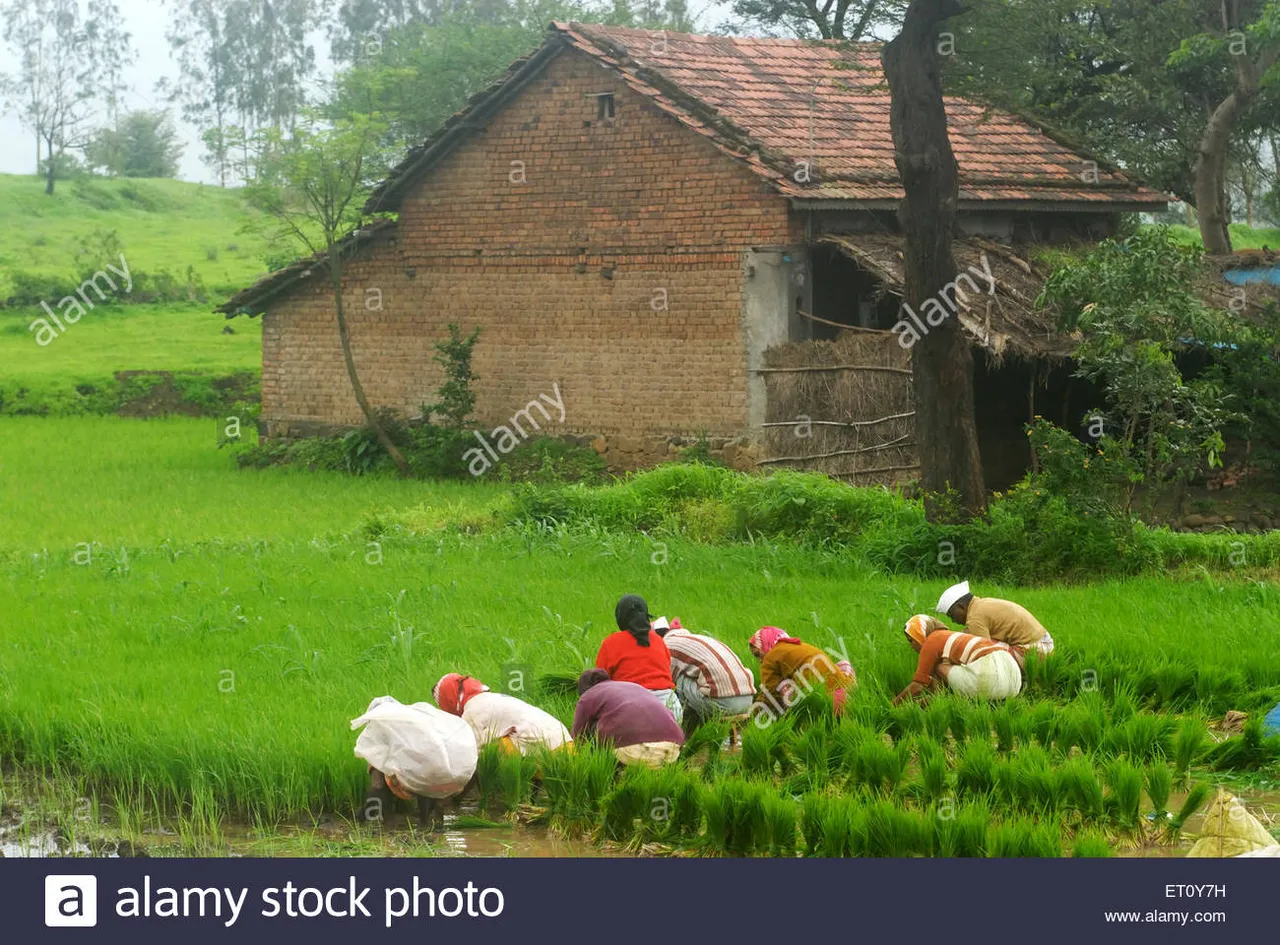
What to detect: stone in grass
<box><xmin>1186</xmin><ymin>790</ymin><xmax>1277</xmax><ymax>858</ymax></box>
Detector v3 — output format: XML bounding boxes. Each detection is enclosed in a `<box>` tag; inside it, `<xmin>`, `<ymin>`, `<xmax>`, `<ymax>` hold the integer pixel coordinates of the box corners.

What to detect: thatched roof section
<box><xmin>819</xmin><ymin>233</ymin><xmax>1077</xmax><ymax>361</ymax></box>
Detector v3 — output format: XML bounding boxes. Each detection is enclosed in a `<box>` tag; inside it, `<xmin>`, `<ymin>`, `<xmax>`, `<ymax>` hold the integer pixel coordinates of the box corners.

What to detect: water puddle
<box><xmin>1117</xmin><ymin>788</ymin><xmax>1280</xmax><ymax>858</ymax></box>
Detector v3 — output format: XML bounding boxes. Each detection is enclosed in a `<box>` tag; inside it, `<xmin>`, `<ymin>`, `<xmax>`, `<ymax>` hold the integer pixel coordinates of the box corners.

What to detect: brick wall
<box><xmin>260</xmin><ymin>46</ymin><xmax>801</xmax><ymax>467</ymax></box>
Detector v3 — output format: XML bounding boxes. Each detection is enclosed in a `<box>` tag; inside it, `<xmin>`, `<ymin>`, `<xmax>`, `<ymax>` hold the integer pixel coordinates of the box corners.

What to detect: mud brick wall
<box><xmin>260</xmin><ymin>48</ymin><xmax>801</xmax><ymax>467</ymax></box>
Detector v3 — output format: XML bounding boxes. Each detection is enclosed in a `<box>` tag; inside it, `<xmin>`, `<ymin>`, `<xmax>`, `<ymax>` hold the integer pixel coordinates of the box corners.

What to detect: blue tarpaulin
<box><xmin>1224</xmin><ymin>264</ymin><xmax>1280</xmax><ymax>286</ymax></box>
<box><xmin>1264</xmin><ymin>702</ymin><xmax>1280</xmax><ymax>737</ymax></box>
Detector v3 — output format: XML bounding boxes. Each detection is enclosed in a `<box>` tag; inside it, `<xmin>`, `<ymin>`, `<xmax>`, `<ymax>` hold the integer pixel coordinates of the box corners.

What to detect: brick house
<box><xmin>220</xmin><ymin>23</ymin><xmax>1167</xmax><ymax>478</ymax></box>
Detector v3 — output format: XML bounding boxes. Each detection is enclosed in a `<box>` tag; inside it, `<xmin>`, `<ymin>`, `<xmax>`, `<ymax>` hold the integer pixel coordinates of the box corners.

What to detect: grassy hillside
<box><xmin>1166</xmin><ymin>222</ymin><xmax>1280</xmax><ymax>251</ymax></box>
<box><xmin>0</xmin><ymin>173</ymin><xmax>275</xmax><ymax>302</ymax></box>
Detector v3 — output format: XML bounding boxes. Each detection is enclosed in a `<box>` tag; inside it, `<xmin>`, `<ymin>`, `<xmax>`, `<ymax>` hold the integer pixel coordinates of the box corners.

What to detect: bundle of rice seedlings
<box><xmin>961</xmin><ymin>704</ymin><xmax>991</xmax><ymax>746</ymax></box>
<box><xmin>790</xmin><ymin>687</ymin><xmax>835</xmax><ymax>730</ymax></box>
<box><xmin>1171</xmin><ymin>718</ymin><xmax>1206</xmax><ymax>787</ymax></box>
<box><xmin>800</xmin><ymin>794</ymin><xmax>825</xmax><ymax>855</ymax></box>
<box><xmin>666</xmin><ymin>772</ymin><xmax>705</xmax><ymax>840</ymax></box>
<box><xmin>538</xmin><ymin>744</ymin><xmax>617</xmax><ymax>829</ymax></box>
<box><xmin>923</xmin><ymin>699</ymin><xmax>951</xmax><ymax>742</ymax></box>
<box><xmin>537</xmin><ymin>672</ymin><xmax>581</xmax><ymax>697</ymax></box>
<box><xmin>1104</xmin><ymin>759</ymin><xmax>1144</xmax><ymax>827</ymax></box>
<box><xmin>853</xmin><ymin>738</ymin><xmax>911</xmax><ymax>795</ymax></box>
<box><xmin>741</xmin><ymin>715</ymin><xmax>795</xmax><ymax>778</ymax></box>
<box><xmin>1103</xmin><ymin>713</ymin><xmax>1174</xmax><ymax>762</ymax></box>
<box><xmin>680</xmin><ymin>719</ymin><xmax>730</xmax><ymax>778</ymax></box>
<box><xmin>1205</xmin><ymin>719</ymin><xmax>1280</xmax><ymax>772</ymax></box>
<box><xmin>795</xmin><ymin>725</ymin><xmax>833</xmax><ymax>792</ymax></box>
<box><xmin>916</xmin><ymin>738</ymin><xmax>949</xmax><ymax>801</ymax></box>
<box><xmin>1109</xmin><ymin>683</ymin><xmax>1137</xmax><ymax>724</ymax></box>
<box><xmin>1055</xmin><ymin>756</ymin><xmax>1106</xmax><ymax>821</ymax></box>
<box><xmin>1071</xmin><ymin>830</ymin><xmax>1113</xmax><ymax>857</ymax></box>
<box><xmin>1028</xmin><ymin>703</ymin><xmax>1056</xmax><ymax>747</ymax></box>
<box><xmin>992</xmin><ymin>706</ymin><xmax>1017</xmax><ymax>753</ymax></box>
<box><xmin>1167</xmin><ymin>782</ymin><xmax>1212</xmax><ymax>837</ymax></box>
<box><xmin>496</xmin><ymin>748</ymin><xmax>538</xmax><ymax>813</ymax></box>
<box><xmin>1150</xmin><ymin>663</ymin><xmax>1196</xmax><ymax>710</ymax></box>
<box><xmin>937</xmin><ymin>801</ymin><xmax>989</xmax><ymax>857</ymax></box>
<box><xmin>986</xmin><ymin>818</ymin><xmax>1037</xmax><ymax>857</ymax></box>
<box><xmin>601</xmin><ymin>780</ymin><xmax>645</xmax><ymax>841</ymax></box>
<box><xmin>819</xmin><ymin>798</ymin><xmax>857</xmax><ymax>857</ymax></box>
<box><xmin>474</xmin><ymin>742</ymin><xmax>505</xmax><ymax>812</ymax></box>
<box><xmin>955</xmin><ymin>739</ymin><xmax>997</xmax><ymax>797</ymax></box>
<box><xmin>860</xmin><ymin>800</ymin><xmax>929</xmax><ymax>857</ymax></box>
<box><xmin>830</xmin><ymin>720</ymin><xmax>878</xmax><ymax>777</ymax></box>
<box><xmin>888</xmin><ymin>703</ymin><xmax>926</xmax><ymax>740</ymax></box>
<box><xmin>1144</xmin><ymin>763</ymin><xmax>1172</xmax><ymax>820</ymax></box>
<box><xmin>703</xmin><ymin>780</ymin><xmax>770</xmax><ymax>856</ymax></box>
<box><xmin>765</xmin><ymin>793</ymin><xmax>798</xmax><ymax>856</ymax></box>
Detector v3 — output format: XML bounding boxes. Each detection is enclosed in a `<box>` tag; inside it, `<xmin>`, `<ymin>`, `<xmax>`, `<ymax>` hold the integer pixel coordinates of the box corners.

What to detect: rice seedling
<box><xmin>960</xmin><ymin>704</ymin><xmax>991</xmax><ymax>746</ymax></box>
<box><xmin>818</xmin><ymin>797</ymin><xmax>858</xmax><ymax>858</ymax></box>
<box><xmin>936</xmin><ymin>801</ymin><xmax>989</xmax><ymax>857</ymax></box>
<box><xmin>1167</xmin><ymin>783</ymin><xmax>1212</xmax><ymax>838</ymax></box>
<box><xmin>790</xmin><ymin>687</ymin><xmax>835</xmax><ymax>730</ymax></box>
<box><xmin>472</xmin><ymin>742</ymin><xmax>504</xmax><ymax>811</ymax></box>
<box><xmin>992</xmin><ymin>705</ymin><xmax>1017</xmax><ymax>753</ymax></box>
<box><xmin>1103</xmin><ymin>759</ymin><xmax>1144</xmax><ymax>828</ymax></box>
<box><xmin>795</xmin><ymin>724</ymin><xmax>835</xmax><ymax>793</ymax></box>
<box><xmin>1144</xmin><ymin>763</ymin><xmax>1172</xmax><ymax>819</ymax></box>
<box><xmin>1109</xmin><ymin>683</ymin><xmax>1138</xmax><ymax>724</ymax></box>
<box><xmin>888</xmin><ymin>703</ymin><xmax>926</xmax><ymax>740</ymax></box>
<box><xmin>1028</xmin><ymin>703</ymin><xmax>1056</xmax><ymax>747</ymax></box>
<box><xmin>1205</xmin><ymin>719</ymin><xmax>1280</xmax><ymax>771</ymax></box>
<box><xmin>1149</xmin><ymin>663</ymin><xmax>1197</xmax><ymax>710</ymax></box>
<box><xmin>537</xmin><ymin>745</ymin><xmax>617</xmax><ymax>830</ymax></box>
<box><xmin>1055</xmin><ymin>756</ymin><xmax>1106</xmax><ymax>821</ymax></box>
<box><xmin>852</xmin><ymin>738</ymin><xmax>911</xmax><ymax>796</ymax></box>
<box><xmin>740</xmin><ymin>715</ymin><xmax>795</xmax><ymax>778</ymax></box>
<box><xmin>801</xmin><ymin>794</ymin><xmax>827</xmax><ymax>855</ymax></box>
<box><xmin>495</xmin><ymin>749</ymin><xmax>539</xmax><ymax>813</ymax></box>
<box><xmin>1171</xmin><ymin>718</ymin><xmax>1207</xmax><ymax>787</ymax></box>
<box><xmin>830</xmin><ymin>720</ymin><xmax>878</xmax><ymax>777</ymax></box>
<box><xmin>681</xmin><ymin>720</ymin><xmax>730</xmax><ymax>779</ymax></box>
<box><xmin>1071</xmin><ymin>830</ymin><xmax>1113</xmax><ymax>857</ymax></box>
<box><xmin>859</xmin><ymin>800</ymin><xmax>931</xmax><ymax>857</ymax></box>
<box><xmin>923</xmin><ymin>699</ymin><xmax>952</xmax><ymax>742</ymax></box>
<box><xmin>764</xmin><ymin>793</ymin><xmax>797</xmax><ymax>856</ymax></box>
<box><xmin>601</xmin><ymin>780</ymin><xmax>645</xmax><ymax>842</ymax></box>
<box><xmin>1103</xmin><ymin>713</ymin><xmax>1174</xmax><ymax>762</ymax></box>
<box><xmin>955</xmin><ymin>740</ymin><xmax>997</xmax><ymax>798</ymax></box>
<box><xmin>665</xmin><ymin>772</ymin><xmax>705</xmax><ymax>841</ymax></box>
<box><xmin>702</xmin><ymin>779</ymin><xmax>770</xmax><ymax>856</ymax></box>
<box><xmin>916</xmin><ymin>738</ymin><xmax>949</xmax><ymax>802</ymax></box>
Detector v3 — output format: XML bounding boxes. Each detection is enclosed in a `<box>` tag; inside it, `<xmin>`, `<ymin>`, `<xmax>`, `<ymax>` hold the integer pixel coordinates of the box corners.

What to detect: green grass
<box><xmin>0</xmin><ymin>417</ymin><xmax>498</xmax><ymax>549</ymax></box>
<box><xmin>1165</xmin><ymin>223</ymin><xmax>1280</xmax><ymax>251</ymax></box>
<box><xmin>1</xmin><ymin>415</ymin><xmax>1277</xmax><ymax>855</ymax></box>
<box><xmin>0</xmin><ymin>174</ymin><xmax>272</xmax><ymax>301</ymax></box>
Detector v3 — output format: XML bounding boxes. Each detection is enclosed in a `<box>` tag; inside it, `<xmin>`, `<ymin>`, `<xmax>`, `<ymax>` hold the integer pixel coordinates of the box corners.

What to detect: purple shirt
<box><xmin>571</xmin><ymin>680</ymin><xmax>685</xmax><ymax>748</ymax></box>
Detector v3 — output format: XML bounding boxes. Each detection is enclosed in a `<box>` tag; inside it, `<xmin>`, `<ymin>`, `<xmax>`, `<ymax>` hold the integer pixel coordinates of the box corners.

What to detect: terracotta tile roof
<box><xmin>551</xmin><ymin>23</ymin><xmax>1168</xmax><ymax>208</ymax></box>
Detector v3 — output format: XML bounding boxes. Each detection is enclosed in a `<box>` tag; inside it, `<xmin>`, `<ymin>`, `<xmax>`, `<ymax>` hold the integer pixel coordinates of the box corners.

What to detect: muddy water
<box><xmin>1117</xmin><ymin>789</ymin><xmax>1280</xmax><ymax>858</ymax></box>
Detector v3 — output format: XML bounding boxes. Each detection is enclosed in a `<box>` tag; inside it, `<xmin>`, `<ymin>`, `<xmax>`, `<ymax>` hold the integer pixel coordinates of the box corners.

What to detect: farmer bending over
<box><xmin>433</xmin><ymin>672</ymin><xmax>571</xmax><ymax>755</ymax></box>
<box><xmin>748</xmin><ymin>626</ymin><xmax>856</xmax><ymax>717</ymax></box>
<box><xmin>652</xmin><ymin>617</ymin><xmax>755</xmax><ymax>733</ymax></box>
<box><xmin>892</xmin><ymin>614</ymin><xmax>1023</xmax><ymax>706</ymax></box>
<box><xmin>937</xmin><ymin>580</ymin><xmax>1054</xmax><ymax>657</ymax></box>
<box><xmin>571</xmin><ymin>669</ymin><xmax>685</xmax><ymax>768</ymax></box>
<box><xmin>595</xmin><ymin>594</ymin><xmax>681</xmax><ymax>723</ymax></box>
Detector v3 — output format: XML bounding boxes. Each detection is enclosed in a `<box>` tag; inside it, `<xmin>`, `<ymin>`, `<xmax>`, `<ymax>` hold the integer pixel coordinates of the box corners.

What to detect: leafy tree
<box><xmin>723</xmin><ymin>0</ymin><xmax>905</xmax><ymax>38</ymax></box>
<box><xmin>162</xmin><ymin>0</ymin><xmax>240</xmax><ymax>186</ymax></box>
<box><xmin>0</xmin><ymin>0</ymin><xmax>133</xmax><ymax>194</ymax></box>
<box><xmin>1038</xmin><ymin>228</ymin><xmax>1236</xmax><ymax>513</ymax></box>
<box><xmin>86</xmin><ymin>110</ymin><xmax>186</xmax><ymax>178</ymax></box>
<box><xmin>952</xmin><ymin>1</ymin><xmax>1280</xmax><ymax>254</ymax></box>
<box><xmin>244</xmin><ymin>105</ymin><xmax>412</xmax><ymax>476</ymax></box>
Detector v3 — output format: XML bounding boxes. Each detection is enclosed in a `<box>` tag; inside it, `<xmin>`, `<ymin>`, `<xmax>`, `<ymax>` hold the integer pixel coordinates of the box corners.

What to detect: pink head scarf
<box><xmin>749</xmin><ymin>626</ymin><xmax>801</xmax><ymax>658</ymax></box>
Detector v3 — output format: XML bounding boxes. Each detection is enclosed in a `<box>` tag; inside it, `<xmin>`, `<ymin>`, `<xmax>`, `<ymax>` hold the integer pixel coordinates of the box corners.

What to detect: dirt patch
<box><xmin>113</xmin><ymin>370</ymin><xmax>259</xmax><ymax>419</ymax></box>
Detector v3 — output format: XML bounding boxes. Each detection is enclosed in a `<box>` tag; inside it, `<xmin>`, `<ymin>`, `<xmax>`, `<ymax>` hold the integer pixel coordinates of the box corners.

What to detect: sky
<box><xmin>0</xmin><ymin>0</ymin><xmax>742</xmax><ymax>185</ymax></box>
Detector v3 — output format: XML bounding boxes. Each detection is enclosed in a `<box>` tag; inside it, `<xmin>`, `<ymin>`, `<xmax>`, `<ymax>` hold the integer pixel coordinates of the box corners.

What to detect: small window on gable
<box><xmin>597</xmin><ymin>93</ymin><xmax>615</xmax><ymax>121</ymax></box>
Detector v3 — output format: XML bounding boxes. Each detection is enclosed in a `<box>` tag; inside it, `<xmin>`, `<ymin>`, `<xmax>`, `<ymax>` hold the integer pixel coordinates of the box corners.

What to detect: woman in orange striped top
<box><xmin>891</xmin><ymin>614</ymin><xmax>1023</xmax><ymax>706</ymax></box>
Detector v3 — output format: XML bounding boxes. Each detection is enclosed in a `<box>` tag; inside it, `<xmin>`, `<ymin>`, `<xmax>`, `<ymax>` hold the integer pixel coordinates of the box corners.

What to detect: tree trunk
<box><xmin>44</xmin><ymin>138</ymin><xmax>56</xmax><ymax>195</ymax></box>
<box><xmin>1195</xmin><ymin>91</ymin><xmax>1239</xmax><ymax>254</ymax></box>
<box><xmin>883</xmin><ymin>0</ymin><xmax>986</xmax><ymax>521</ymax></box>
<box><xmin>328</xmin><ymin>246</ymin><xmax>412</xmax><ymax>477</ymax></box>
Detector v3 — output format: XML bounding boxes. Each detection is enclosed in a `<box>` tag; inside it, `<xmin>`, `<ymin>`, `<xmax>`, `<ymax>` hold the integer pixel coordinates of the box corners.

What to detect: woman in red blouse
<box><xmin>595</xmin><ymin>594</ymin><xmax>682</xmax><ymax>724</ymax></box>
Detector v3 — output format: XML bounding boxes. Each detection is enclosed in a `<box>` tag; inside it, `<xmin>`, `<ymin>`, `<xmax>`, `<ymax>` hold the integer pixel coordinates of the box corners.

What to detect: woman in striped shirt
<box><xmin>652</xmin><ymin>617</ymin><xmax>756</xmax><ymax>730</ymax></box>
<box><xmin>891</xmin><ymin>614</ymin><xmax>1023</xmax><ymax>706</ymax></box>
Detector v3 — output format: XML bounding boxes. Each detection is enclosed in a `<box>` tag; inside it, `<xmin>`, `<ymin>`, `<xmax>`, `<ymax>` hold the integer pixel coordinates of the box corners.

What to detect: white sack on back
<box><xmin>350</xmin><ymin>695</ymin><xmax>478</xmax><ymax>799</ymax></box>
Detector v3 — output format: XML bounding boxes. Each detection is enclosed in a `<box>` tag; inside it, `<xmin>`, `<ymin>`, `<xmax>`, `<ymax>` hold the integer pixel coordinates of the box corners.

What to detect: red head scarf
<box><xmin>433</xmin><ymin>673</ymin><xmax>489</xmax><ymax>715</ymax></box>
<box><xmin>748</xmin><ymin>626</ymin><xmax>801</xmax><ymax>658</ymax></box>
